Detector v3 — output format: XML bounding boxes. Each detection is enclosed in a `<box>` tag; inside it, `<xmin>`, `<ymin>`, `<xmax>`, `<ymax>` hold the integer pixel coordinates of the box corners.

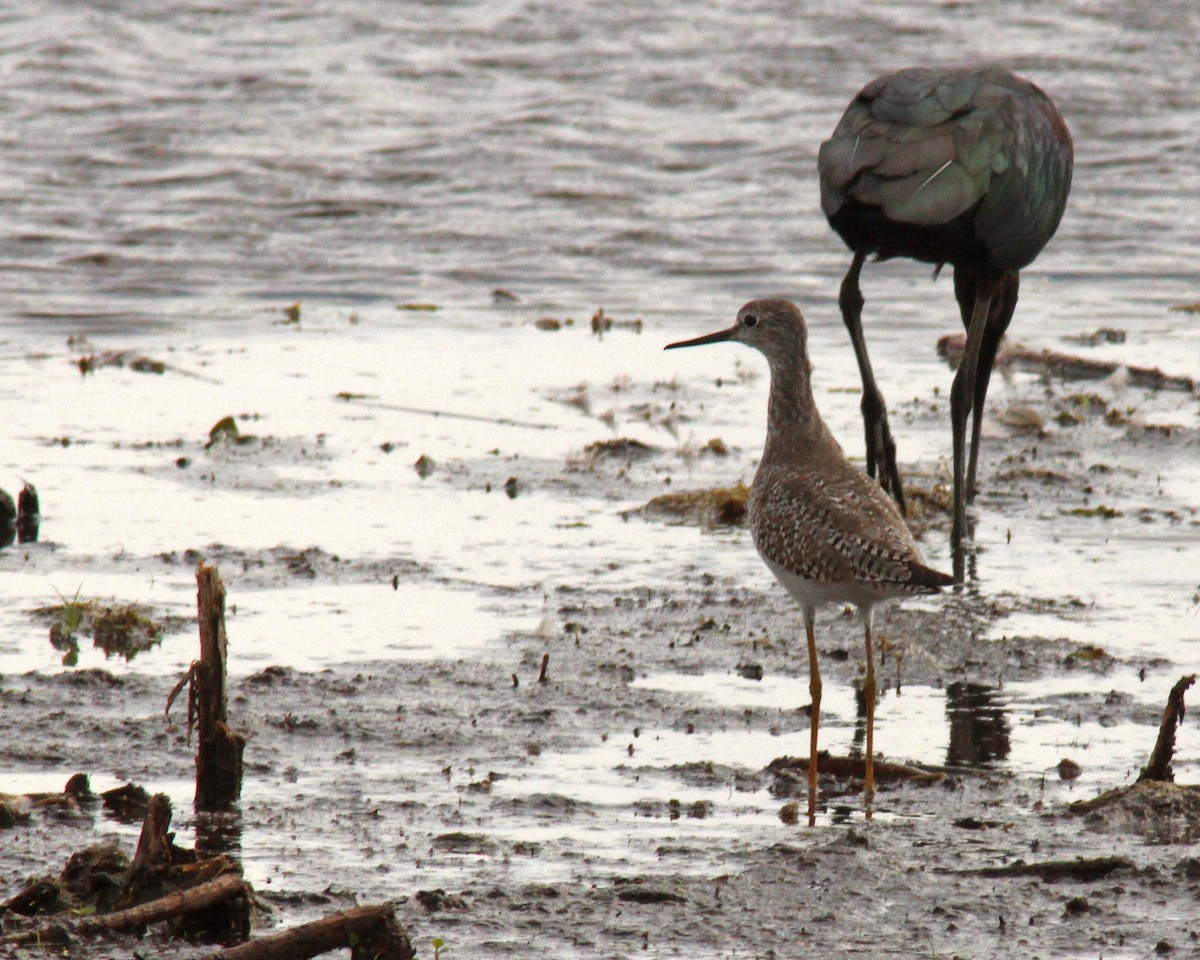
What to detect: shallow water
<box><xmin>1</xmin><ymin>0</ymin><xmax>1199</xmax><ymax>909</ymax></box>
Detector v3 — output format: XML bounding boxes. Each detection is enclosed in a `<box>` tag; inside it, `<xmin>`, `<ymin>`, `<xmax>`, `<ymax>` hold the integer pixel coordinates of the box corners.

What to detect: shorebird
<box><xmin>666</xmin><ymin>299</ymin><xmax>953</xmax><ymax>821</ymax></box>
<box><xmin>818</xmin><ymin>66</ymin><xmax>1073</xmax><ymax>577</ymax></box>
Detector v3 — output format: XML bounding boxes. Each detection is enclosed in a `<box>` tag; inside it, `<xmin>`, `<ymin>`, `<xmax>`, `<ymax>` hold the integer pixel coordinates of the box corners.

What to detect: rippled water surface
<box><xmin>1</xmin><ymin>0</ymin><xmax>1198</xmax><ymax>906</ymax></box>
<box><xmin>2</xmin><ymin>1</ymin><xmax>1198</xmax><ymax>333</ymax></box>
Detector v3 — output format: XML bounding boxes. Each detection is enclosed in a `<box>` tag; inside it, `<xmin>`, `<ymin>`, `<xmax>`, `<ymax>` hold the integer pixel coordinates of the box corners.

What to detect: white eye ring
<box><xmin>743</xmin><ymin>314</ymin><xmax>758</xmax><ymax>328</ymax></box>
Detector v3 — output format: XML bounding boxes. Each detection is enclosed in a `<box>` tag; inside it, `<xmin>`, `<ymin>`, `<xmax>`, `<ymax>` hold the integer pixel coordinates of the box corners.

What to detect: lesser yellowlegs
<box><xmin>666</xmin><ymin>299</ymin><xmax>954</xmax><ymax>822</ymax></box>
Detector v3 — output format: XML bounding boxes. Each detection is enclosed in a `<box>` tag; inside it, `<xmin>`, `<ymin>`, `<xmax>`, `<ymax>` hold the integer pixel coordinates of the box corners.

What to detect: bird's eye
<box><xmin>743</xmin><ymin>314</ymin><xmax>758</xmax><ymax>328</ymax></box>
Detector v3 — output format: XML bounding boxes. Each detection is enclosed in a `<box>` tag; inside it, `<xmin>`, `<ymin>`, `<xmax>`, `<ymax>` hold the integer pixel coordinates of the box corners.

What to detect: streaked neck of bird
<box><xmin>761</xmin><ymin>350</ymin><xmax>837</xmax><ymax>463</ymax></box>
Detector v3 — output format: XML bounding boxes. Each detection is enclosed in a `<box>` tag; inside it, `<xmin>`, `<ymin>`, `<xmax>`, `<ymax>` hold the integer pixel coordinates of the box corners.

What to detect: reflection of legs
<box><xmin>804</xmin><ymin>606</ymin><xmax>821</xmax><ymax>825</ymax></box>
<box><xmin>861</xmin><ymin>607</ymin><xmax>877</xmax><ymax>803</ymax></box>
<box><xmin>839</xmin><ymin>248</ymin><xmax>905</xmax><ymax>514</ymax></box>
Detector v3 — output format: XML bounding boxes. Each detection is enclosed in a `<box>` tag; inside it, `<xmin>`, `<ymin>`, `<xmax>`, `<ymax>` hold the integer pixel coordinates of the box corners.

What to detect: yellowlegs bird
<box><xmin>818</xmin><ymin>66</ymin><xmax>1073</xmax><ymax>577</ymax></box>
<box><xmin>666</xmin><ymin>299</ymin><xmax>953</xmax><ymax>822</ymax></box>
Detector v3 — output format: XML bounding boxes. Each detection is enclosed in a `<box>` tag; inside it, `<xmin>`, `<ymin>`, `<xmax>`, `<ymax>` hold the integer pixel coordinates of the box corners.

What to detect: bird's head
<box><xmin>664</xmin><ymin>299</ymin><xmax>809</xmax><ymax>362</ymax></box>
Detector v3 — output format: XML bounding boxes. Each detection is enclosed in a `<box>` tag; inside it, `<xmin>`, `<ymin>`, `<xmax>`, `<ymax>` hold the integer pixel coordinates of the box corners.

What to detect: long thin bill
<box><xmin>663</xmin><ymin>325</ymin><xmax>737</xmax><ymax>350</ymax></box>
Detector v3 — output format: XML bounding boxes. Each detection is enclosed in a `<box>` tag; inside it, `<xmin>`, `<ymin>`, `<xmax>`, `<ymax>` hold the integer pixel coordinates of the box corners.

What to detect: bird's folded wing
<box><xmin>751</xmin><ymin>469</ymin><xmax>928</xmax><ymax>587</ymax></box>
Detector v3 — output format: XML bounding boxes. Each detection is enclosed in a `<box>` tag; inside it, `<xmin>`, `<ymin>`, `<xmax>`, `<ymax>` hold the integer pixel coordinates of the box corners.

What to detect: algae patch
<box><xmin>36</xmin><ymin>596</ymin><xmax>167</xmax><ymax>666</ymax></box>
<box><xmin>630</xmin><ymin>483</ymin><xmax>750</xmax><ymax>528</ymax></box>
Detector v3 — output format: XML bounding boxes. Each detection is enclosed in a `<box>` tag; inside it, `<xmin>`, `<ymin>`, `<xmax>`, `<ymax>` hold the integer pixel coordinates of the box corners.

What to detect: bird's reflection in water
<box><xmin>945</xmin><ymin>682</ymin><xmax>1011</xmax><ymax>767</ymax></box>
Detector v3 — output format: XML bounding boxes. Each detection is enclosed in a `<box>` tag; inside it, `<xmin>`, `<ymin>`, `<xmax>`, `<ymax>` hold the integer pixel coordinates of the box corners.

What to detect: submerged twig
<box><xmin>336</xmin><ymin>395</ymin><xmax>556</xmax><ymax>430</ymax></box>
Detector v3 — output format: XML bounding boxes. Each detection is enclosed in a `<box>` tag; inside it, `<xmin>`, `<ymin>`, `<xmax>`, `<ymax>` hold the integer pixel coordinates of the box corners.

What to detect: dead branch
<box><xmin>0</xmin><ymin>873</ymin><xmax>248</xmax><ymax>946</ymax></box>
<box><xmin>120</xmin><ymin>793</ymin><xmax>175</xmax><ymax>905</ymax></box>
<box><xmin>938</xmin><ymin>333</ymin><xmax>1195</xmax><ymax>392</ymax></box>
<box><xmin>195</xmin><ymin>562</ymin><xmax>246</xmax><ymax>810</ymax></box>
<box><xmin>1138</xmin><ymin>674</ymin><xmax>1196</xmax><ymax>783</ymax></box>
<box><xmin>208</xmin><ymin>902</ymin><xmax>414</xmax><ymax>960</ymax></box>
<box><xmin>975</xmin><ymin>855</ymin><xmax>1133</xmax><ymax>880</ymax></box>
<box><xmin>767</xmin><ymin>754</ymin><xmax>944</xmax><ymax>785</ymax></box>
<box><xmin>104</xmin><ymin>871</ymin><xmax>248</xmax><ymax>933</ymax></box>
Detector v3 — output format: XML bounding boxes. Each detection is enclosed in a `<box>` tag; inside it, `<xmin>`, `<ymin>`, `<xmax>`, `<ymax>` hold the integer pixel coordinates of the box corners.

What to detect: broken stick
<box><xmin>1138</xmin><ymin>674</ymin><xmax>1196</xmax><ymax>783</ymax></box>
<box><xmin>119</xmin><ymin>792</ymin><xmax>175</xmax><ymax>907</ymax></box>
<box><xmin>0</xmin><ymin>873</ymin><xmax>248</xmax><ymax>947</ymax></box>
<box><xmin>208</xmin><ymin>902</ymin><xmax>415</xmax><ymax>960</ymax></box>
<box><xmin>937</xmin><ymin>333</ymin><xmax>1196</xmax><ymax>392</ymax></box>
<box><xmin>195</xmin><ymin>562</ymin><xmax>246</xmax><ymax>811</ymax></box>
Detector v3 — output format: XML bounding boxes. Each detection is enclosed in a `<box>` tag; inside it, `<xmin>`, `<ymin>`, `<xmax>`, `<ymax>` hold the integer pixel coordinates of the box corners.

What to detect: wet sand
<box><xmin>2</xmin><ymin>316</ymin><xmax>1198</xmax><ymax>958</ymax></box>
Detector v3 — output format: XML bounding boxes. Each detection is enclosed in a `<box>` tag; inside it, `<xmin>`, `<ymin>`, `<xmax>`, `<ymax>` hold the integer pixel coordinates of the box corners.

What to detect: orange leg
<box><xmin>862</xmin><ymin>611</ymin><xmax>877</xmax><ymax>811</ymax></box>
<box><xmin>804</xmin><ymin>607</ymin><xmax>821</xmax><ymax>826</ymax></box>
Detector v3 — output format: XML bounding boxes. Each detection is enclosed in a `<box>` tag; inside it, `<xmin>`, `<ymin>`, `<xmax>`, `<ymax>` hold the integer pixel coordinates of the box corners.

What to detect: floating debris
<box><xmin>1064</xmin><ymin>643</ymin><xmax>1113</xmax><ymax>665</ymax></box>
<box><xmin>17</xmin><ymin>482</ymin><xmax>40</xmax><ymax>543</ymax></box>
<box><xmin>631</xmin><ymin>483</ymin><xmax>750</xmax><ymax>528</ymax></box>
<box><xmin>589</xmin><ymin>307</ymin><xmax>642</xmax><ymax>337</ymax></box>
<box><xmin>414</xmin><ymin>454</ymin><xmax>436</xmax><ymax>478</ymax></box>
<box><xmin>1063</xmin><ymin>327</ymin><xmax>1126</xmax><ymax>346</ymax></box>
<box><xmin>38</xmin><ymin>596</ymin><xmax>165</xmax><ymax>666</ymax></box>
<box><xmin>205</xmin><ymin>415</ymin><xmax>256</xmax><ymax>450</ymax></box>
<box><xmin>998</xmin><ymin>404</ymin><xmax>1045</xmax><ymax>432</ymax></box>
<box><xmin>76</xmin><ymin>350</ymin><xmax>167</xmax><ymax>376</ymax></box>
<box><xmin>939</xmin><ymin>333</ymin><xmax>1195</xmax><ymax>392</ymax></box>
<box><xmin>1068</xmin><ymin>504</ymin><xmax>1121</xmax><ymax>519</ymax></box>
<box><xmin>579</xmin><ymin>437</ymin><xmax>656</xmax><ymax>465</ymax></box>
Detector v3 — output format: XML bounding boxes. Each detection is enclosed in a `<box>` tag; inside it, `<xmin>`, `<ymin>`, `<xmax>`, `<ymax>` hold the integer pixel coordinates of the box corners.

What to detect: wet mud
<box><xmin>2</xmin><ymin>327</ymin><xmax>1198</xmax><ymax>958</ymax></box>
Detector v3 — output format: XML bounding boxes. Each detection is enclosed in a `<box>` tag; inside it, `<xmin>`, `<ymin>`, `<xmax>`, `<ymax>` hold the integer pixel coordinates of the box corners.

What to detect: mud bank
<box><xmin>2</xmin><ymin>319</ymin><xmax>1198</xmax><ymax>958</ymax></box>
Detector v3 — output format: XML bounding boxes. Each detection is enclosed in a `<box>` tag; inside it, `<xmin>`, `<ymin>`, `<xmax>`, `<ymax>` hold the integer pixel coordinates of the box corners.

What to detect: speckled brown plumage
<box><xmin>665</xmin><ymin>297</ymin><xmax>953</xmax><ymax>820</ymax></box>
<box><xmin>750</xmin><ymin>465</ymin><xmax>944</xmax><ymax>597</ymax></box>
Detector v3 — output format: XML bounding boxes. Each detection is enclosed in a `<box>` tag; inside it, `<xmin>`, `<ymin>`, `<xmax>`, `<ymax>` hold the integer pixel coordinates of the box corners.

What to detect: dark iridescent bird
<box><xmin>818</xmin><ymin>65</ymin><xmax>1073</xmax><ymax>578</ymax></box>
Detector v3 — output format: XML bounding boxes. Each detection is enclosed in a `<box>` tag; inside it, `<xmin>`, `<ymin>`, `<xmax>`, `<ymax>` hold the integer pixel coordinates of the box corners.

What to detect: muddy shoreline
<box><xmin>2</xmin><ymin>324</ymin><xmax>1199</xmax><ymax>958</ymax></box>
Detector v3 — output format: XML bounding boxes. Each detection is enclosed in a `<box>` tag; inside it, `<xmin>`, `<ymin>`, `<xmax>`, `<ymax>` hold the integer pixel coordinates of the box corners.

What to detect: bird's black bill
<box><xmin>663</xmin><ymin>325</ymin><xmax>737</xmax><ymax>350</ymax></box>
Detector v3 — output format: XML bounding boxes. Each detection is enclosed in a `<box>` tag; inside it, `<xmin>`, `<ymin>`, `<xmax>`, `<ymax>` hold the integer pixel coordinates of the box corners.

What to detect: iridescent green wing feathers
<box><xmin>818</xmin><ymin>66</ymin><xmax>1073</xmax><ymax>270</ymax></box>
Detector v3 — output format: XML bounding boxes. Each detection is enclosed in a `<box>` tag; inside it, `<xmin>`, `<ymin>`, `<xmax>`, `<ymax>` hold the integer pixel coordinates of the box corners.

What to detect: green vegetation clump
<box><xmin>37</xmin><ymin>593</ymin><xmax>164</xmax><ymax>666</ymax></box>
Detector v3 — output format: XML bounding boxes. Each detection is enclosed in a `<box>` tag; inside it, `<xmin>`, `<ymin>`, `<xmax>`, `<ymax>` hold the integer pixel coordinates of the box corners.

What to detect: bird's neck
<box><xmin>761</xmin><ymin>354</ymin><xmax>838</xmax><ymax>463</ymax></box>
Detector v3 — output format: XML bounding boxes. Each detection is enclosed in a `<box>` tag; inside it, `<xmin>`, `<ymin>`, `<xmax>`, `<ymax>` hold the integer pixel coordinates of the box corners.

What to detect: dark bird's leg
<box><xmin>860</xmin><ymin>606</ymin><xmax>876</xmax><ymax>814</ymax></box>
<box><xmin>803</xmin><ymin>606</ymin><xmax>821</xmax><ymax>826</ymax></box>
<box><xmin>949</xmin><ymin>272</ymin><xmax>1004</xmax><ymax>578</ymax></box>
<box><xmin>955</xmin><ymin>268</ymin><xmax>1020</xmax><ymax>501</ymax></box>
<box><xmin>839</xmin><ymin>248</ymin><xmax>906</xmax><ymax>514</ymax></box>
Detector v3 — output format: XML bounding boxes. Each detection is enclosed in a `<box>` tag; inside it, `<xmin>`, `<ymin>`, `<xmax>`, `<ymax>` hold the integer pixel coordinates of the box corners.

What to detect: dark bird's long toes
<box><xmin>864</xmin><ymin>414</ymin><xmax>906</xmax><ymax>516</ymax></box>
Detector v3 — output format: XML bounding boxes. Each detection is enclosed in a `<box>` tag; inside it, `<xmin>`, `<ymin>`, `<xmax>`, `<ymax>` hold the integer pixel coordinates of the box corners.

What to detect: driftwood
<box><xmin>1066</xmin><ymin>675</ymin><xmax>1199</xmax><ymax>817</ymax></box>
<box><xmin>209</xmin><ymin>903</ymin><xmax>415</xmax><ymax>960</ymax></box>
<box><xmin>0</xmin><ymin>873</ymin><xmax>248</xmax><ymax>947</ymax></box>
<box><xmin>975</xmin><ymin>855</ymin><xmax>1133</xmax><ymax>881</ymax></box>
<box><xmin>767</xmin><ymin>753</ymin><xmax>944</xmax><ymax>787</ymax></box>
<box><xmin>104</xmin><ymin>872</ymin><xmax>247</xmax><ymax>933</ymax></box>
<box><xmin>1138</xmin><ymin>674</ymin><xmax>1196</xmax><ymax>783</ymax></box>
<box><xmin>115</xmin><ymin>792</ymin><xmax>176</xmax><ymax>910</ymax></box>
<box><xmin>128</xmin><ymin>794</ymin><xmax>174</xmax><ymax>878</ymax></box>
<box><xmin>195</xmin><ymin>562</ymin><xmax>246</xmax><ymax>810</ymax></box>
<box><xmin>938</xmin><ymin>333</ymin><xmax>1196</xmax><ymax>392</ymax></box>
